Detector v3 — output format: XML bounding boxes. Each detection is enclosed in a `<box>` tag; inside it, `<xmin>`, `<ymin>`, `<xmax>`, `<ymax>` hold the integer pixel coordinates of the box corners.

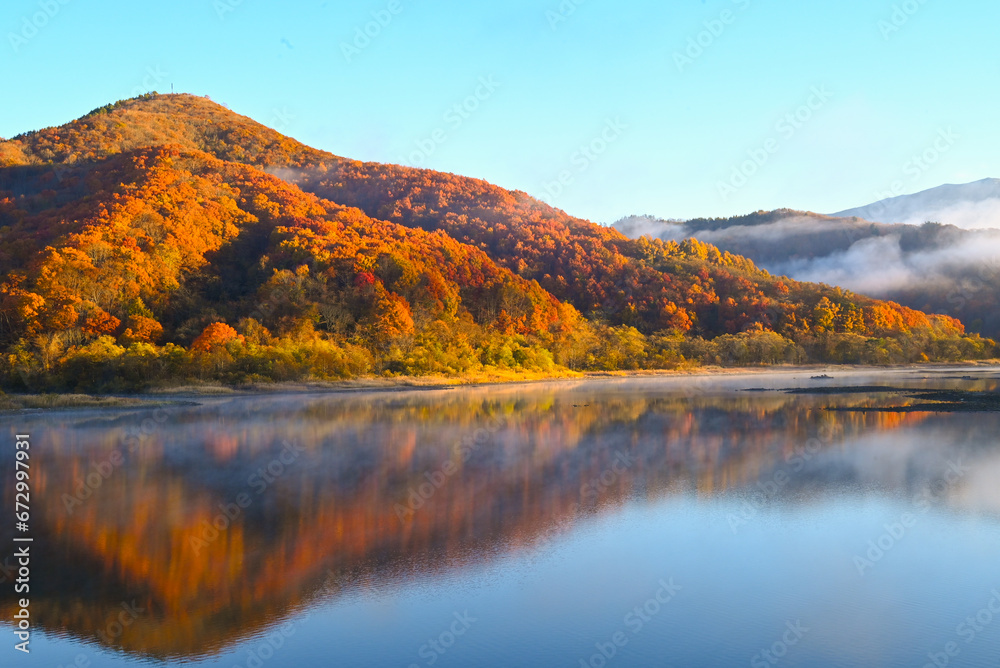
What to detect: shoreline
<box><xmin>2</xmin><ymin>361</ymin><xmax>997</xmax><ymax>411</ymax></box>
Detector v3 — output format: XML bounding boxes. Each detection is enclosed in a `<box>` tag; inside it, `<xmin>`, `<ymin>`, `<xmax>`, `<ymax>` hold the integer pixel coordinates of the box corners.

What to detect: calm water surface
<box><xmin>2</xmin><ymin>368</ymin><xmax>999</xmax><ymax>667</ymax></box>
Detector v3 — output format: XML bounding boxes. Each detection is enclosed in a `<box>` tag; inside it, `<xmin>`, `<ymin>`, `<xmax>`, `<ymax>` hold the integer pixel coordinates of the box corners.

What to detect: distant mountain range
<box><xmin>615</xmin><ymin>180</ymin><xmax>1000</xmax><ymax>337</ymax></box>
<box><xmin>832</xmin><ymin>178</ymin><xmax>1000</xmax><ymax>228</ymax></box>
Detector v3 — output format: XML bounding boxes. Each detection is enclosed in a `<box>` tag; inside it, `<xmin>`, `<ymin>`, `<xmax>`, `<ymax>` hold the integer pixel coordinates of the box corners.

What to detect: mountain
<box><xmin>832</xmin><ymin>178</ymin><xmax>1000</xmax><ymax>228</ymax></box>
<box><xmin>0</xmin><ymin>94</ymin><xmax>993</xmax><ymax>390</ymax></box>
<box><xmin>614</xmin><ymin>210</ymin><xmax>1000</xmax><ymax>338</ymax></box>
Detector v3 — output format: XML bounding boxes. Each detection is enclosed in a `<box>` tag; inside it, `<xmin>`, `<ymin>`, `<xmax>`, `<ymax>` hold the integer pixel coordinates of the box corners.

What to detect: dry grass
<box><xmin>6</xmin><ymin>362</ymin><xmax>997</xmax><ymax>407</ymax></box>
<box><xmin>0</xmin><ymin>393</ymin><xmax>161</xmax><ymax>411</ymax></box>
<box><xmin>146</xmin><ymin>368</ymin><xmax>585</xmax><ymax>396</ymax></box>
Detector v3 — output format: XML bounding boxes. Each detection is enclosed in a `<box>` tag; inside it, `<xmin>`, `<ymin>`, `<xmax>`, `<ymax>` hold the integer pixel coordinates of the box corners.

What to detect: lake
<box><xmin>2</xmin><ymin>368</ymin><xmax>999</xmax><ymax>667</ymax></box>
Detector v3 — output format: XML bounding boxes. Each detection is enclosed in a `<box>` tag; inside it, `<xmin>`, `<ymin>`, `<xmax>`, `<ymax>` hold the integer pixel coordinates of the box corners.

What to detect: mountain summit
<box><xmin>832</xmin><ymin>178</ymin><xmax>1000</xmax><ymax>228</ymax></box>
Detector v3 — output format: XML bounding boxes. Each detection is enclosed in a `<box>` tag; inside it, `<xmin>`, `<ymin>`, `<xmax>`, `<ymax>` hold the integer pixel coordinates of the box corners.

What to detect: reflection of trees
<box><xmin>0</xmin><ymin>386</ymin><xmax>927</xmax><ymax>659</ymax></box>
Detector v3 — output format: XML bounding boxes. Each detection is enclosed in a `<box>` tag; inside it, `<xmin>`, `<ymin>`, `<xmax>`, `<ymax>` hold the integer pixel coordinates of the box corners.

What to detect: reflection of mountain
<box><xmin>0</xmin><ymin>383</ymin><xmax>978</xmax><ymax>659</ymax></box>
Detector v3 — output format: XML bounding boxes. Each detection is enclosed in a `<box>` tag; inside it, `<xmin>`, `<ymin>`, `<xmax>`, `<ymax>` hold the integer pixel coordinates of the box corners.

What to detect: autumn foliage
<box><xmin>0</xmin><ymin>94</ymin><xmax>994</xmax><ymax>390</ymax></box>
<box><xmin>191</xmin><ymin>323</ymin><xmax>243</xmax><ymax>352</ymax></box>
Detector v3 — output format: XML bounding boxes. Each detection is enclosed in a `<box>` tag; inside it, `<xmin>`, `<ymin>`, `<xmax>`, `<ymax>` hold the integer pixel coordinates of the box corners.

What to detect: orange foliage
<box><xmin>122</xmin><ymin>315</ymin><xmax>164</xmax><ymax>344</ymax></box>
<box><xmin>191</xmin><ymin>322</ymin><xmax>243</xmax><ymax>352</ymax></box>
<box><xmin>0</xmin><ymin>93</ymin><xmax>985</xmax><ymax>386</ymax></box>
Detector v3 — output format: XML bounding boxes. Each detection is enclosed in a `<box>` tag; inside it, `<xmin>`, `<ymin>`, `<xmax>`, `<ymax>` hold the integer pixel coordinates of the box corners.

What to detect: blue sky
<box><xmin>2</xmin><ymin>0</ymin><xmax>998</xmax><ymax>222</ymax></box>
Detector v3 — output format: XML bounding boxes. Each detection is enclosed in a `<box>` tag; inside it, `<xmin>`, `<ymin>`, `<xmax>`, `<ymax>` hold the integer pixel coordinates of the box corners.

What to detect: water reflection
<box><xmin>0</xmin><ymin>371</ymin><xmax>997</xmax><ymax>661</ymax></box>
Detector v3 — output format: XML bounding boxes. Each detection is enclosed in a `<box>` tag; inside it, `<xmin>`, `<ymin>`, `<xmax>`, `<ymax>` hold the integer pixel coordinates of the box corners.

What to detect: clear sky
<box><xmin>2</xmin><ymin>0</ymin><xmax>998</xmax><ymax>223</ymax></box>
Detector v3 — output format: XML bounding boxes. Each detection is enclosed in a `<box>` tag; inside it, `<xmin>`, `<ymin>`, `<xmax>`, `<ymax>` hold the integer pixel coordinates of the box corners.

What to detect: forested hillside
<box><xmin>0</xmin><ymin>94</ymin><xmax>993</xmax><ymax>390</ymax></box>
<box><xmin>615</xmin><ymin>210</ymin><xmax>1000</xmax><ymax>339</ymax></box>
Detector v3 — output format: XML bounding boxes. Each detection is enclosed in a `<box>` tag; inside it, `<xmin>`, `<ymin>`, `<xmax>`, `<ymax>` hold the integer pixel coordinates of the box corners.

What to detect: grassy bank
<box><xmin>0</xmin><ymin>392</ymin><xmax>189</xmax><ymax>411</ymax></box>
<box><xmin>3</xmin><ymin>360</ymin><xmax>996</xmax><ymax>410</ymax></box>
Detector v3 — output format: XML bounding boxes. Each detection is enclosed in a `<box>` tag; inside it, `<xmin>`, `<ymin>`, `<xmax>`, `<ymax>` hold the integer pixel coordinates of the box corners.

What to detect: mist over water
<box><xmin>2</xmin><ymin>369</ymin><xmax>999</xmax><ymax>667</ymax></box>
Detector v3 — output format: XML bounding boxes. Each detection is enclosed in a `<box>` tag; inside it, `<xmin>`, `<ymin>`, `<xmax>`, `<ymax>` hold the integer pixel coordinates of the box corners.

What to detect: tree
<box><xmin>192</xmin><ymin>322</ymin><xmax>243</xmax><ymax>352</ymax></box>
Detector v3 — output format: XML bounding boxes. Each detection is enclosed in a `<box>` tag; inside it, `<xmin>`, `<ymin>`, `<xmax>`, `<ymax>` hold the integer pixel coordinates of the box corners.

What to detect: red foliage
<box><xmin>191</xmin><ymin>322</ymin><xmax>243</xmax><ymax>352</ymax></box>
